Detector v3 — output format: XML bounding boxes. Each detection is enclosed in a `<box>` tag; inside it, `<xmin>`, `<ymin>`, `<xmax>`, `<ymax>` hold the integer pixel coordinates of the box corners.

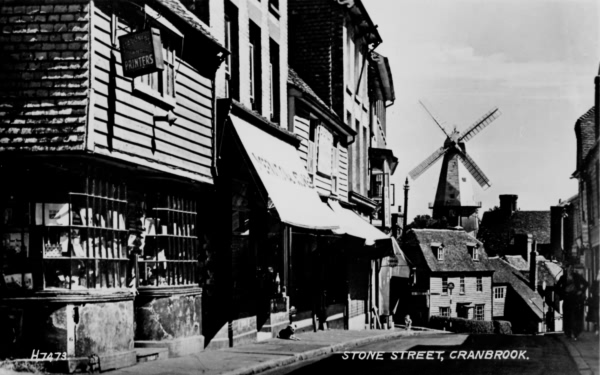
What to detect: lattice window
<box><xmin>1</xmin><ymin>172</ymin><xmax>129</xmax><ymax>291</ymax></box>
<box><xmin>137</xmin><ymin>194</ymin><xmax>198</xmax><ymax>287</ymax></box>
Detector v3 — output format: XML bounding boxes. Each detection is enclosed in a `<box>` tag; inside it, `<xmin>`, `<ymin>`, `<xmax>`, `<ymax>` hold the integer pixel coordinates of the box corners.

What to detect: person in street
<box><xmin>586</xmin><ymin>271</ymin><xmax>599</xmax><ymax>335</ymax></box>
<box><xmin>558</xmin><ymin>266</ymin><xmax>589</xmax><ymax>340</ymax></box>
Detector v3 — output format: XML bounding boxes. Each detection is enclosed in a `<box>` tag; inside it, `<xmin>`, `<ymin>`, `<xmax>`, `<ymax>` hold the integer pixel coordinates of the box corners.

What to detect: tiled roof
<box><xmin>488</xmin><ymin>257</ymin><xmax>544</xmax><ymax>320</ymax></box>
<box><xmin>0</xmin><ymin>1</ymin><xmax>90</xmax><ymax>152</ymax></box>
<box><xmin>579</xmin><ymin>106</ymin><xmax>595</xmax><ymax>121</ymax></box>
<box><xmin>155</xmin><ymin>0</ymin><xmax>223</xmax><ymax>48</ymax></box>
<box><xmin>575</xmin><ymin>106</ymin><xmax>597</xmax><ymax>171</ymax></box>
<box><xmin>403</xmin><ymin>229</ymin><xmax>495</xmax><ymax>273</ymax></box>
<box><xmin>504</xmin><ymin>255</ymin><xmax>529</xmax><ymax>271</ymax></box>
<box><xmin>478</xmin><ymin>210</ymin><xmax>551</xmax><ymax>256</ymax></box>
<box><xmin>288</xmin><ymin>68</ymin><xmax>341</xmax><ymax>123</ymax></box>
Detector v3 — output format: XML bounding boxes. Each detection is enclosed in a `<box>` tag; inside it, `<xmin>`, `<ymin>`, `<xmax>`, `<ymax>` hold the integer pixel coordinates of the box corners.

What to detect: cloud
<box><xmin>389</xmin><ymin>42</ymin><xmax>592</xmax><ymax>100</ymax></box>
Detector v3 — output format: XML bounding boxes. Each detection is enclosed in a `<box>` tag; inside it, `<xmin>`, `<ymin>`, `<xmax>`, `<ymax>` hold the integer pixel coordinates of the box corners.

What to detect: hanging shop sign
<box><xmin>119</xmin><ymin>28</ymin><xmax>164</xmax><ymax>78</ymax></box>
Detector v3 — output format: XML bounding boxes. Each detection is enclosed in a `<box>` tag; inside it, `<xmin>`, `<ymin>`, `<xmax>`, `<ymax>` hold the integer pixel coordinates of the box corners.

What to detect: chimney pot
<box><xmin>499</xmin><ymin>194</ymin><xmax>518</xmax><ymax>216</ymax></box>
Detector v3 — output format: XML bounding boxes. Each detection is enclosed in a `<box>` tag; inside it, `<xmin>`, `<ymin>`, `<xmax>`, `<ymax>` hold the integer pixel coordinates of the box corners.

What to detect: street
<box><xmin>261</xmin><ymin>333</ymin><xmax>579</xmax><ymax>375</ymax></box>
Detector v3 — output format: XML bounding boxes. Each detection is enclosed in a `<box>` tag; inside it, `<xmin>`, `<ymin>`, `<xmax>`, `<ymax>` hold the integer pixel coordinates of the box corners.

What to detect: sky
<box><xmin>367</xmin><ymin>0</ymin><xmax>600</xmax><ymax>220</ymax></box>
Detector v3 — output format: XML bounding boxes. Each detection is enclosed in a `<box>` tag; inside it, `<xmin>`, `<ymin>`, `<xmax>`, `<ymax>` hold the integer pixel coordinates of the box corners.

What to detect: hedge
<box><xmin>429</xmin><ymin>316</ymin><xmax>512</xmax><ymax>335</ymax></box>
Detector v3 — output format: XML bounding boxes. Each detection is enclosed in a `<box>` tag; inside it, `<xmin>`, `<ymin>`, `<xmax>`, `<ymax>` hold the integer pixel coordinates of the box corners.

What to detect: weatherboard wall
<box><xmin>88</xmin><ymin>2</ymin><xmax>215</xmax><ymax>184</ymax></box>
<box><xmin>292</xmin><ymin>114</ymin><xmax>349</xmax><ymax>201</ymax></box>
<box><xmin>429</xmin><ymin>275</ymin><xmax>493</xmax><ymax>321</ymax></box>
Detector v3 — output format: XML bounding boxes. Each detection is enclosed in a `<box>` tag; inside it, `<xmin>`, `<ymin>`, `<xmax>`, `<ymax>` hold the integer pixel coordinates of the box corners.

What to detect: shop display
<box><xmin>138</xmin><ymin>195</ymin><xmax>199</xmax><ymax>287</ymax></box>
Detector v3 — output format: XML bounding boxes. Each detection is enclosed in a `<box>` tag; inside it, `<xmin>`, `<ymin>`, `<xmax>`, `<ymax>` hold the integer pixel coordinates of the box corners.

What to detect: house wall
<box><xmin>89</xmin><ymin>2</ymin><xmax>215</xmax><ymax>184</ymax></box>
<box><xmin>584</xmin><ymin>145</ymin><xmax>599</xmax><ymax>278</ymax></box>
<box><xmin>0</xmin><ymin>0</ymin><xmax>90</xmax><ymax>152</ymax></box>
<box><xmin>288</xmin><ymin>1</ymin><xmax>370</xmax><ymax>198</ymax></box>
<box><xmin>343</xmin><ymin>15</ymin><xmax>371</xmax><ymax>197</ymax></box>
<box><xmin>492</xmin><ymin>286</ymin><xmax>507</xmax><ymax>317</ymax></box>
<box><xmin>211</xmin><ymin>0</ymin><xmax>288</xmax><ymax>126</ymax></box>
<box><xmin>430</xmin><ymin>275</ymin><xmax>493</xmax><ymax>321</ymax></box>
<box><xmin>292</xmin><ymin>114</ymin><xmax>349</xmax><ymax>201</ymax></box>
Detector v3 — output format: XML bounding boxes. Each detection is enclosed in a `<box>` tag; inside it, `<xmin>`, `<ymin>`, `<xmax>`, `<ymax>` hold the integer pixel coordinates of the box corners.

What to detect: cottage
<box><xmin>399</xmin><ymin>229</ymin><xmax>494</xmax><ymax>325</ymax></box>
<box><xmin>488</xmin><ymin>257</ymin><xmax>546</xmax><ymax>334</ymax></box>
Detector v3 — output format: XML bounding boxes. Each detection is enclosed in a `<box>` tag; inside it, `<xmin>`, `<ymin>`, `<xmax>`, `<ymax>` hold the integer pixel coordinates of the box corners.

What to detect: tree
<box><xmin>407</xmin><ymin>215</ymin><xmax>449</xmax><ymax>230</ymax></box>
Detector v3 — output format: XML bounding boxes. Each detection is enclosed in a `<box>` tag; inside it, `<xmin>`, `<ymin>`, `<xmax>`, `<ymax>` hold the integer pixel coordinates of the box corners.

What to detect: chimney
<box><xmin>550</xmin><ymin>206</ymin><xmax>565</xmax><ymax>261</ymax></box>
<box><xmin>499</xmin><ymin>195</ymin><xmax>518</xmax><ymax>216</ymax></box>
<box><xmin>514</xmin><ymin>233</ymin><xmax>532</xmax><ymax>261</ymax></box>
<box><xmin>529</xmin><ymin>240</ymin><xmax>538</xmax><ymax>291</ymax></box>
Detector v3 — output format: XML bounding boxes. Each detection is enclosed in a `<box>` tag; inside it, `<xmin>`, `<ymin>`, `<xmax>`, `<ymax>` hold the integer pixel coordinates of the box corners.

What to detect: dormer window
<box><xmin>467</xmin><ymin>242</ymin><xmax>479</xmax><ymax>261</ymax></box>
<box><xmin>431</xmin><ymin>242</ymin><xmax>444</xmax><ymax>261</ymax></box>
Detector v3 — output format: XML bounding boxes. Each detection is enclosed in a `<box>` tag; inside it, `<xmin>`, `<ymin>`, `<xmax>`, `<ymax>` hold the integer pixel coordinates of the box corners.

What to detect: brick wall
<box><xmin>289</xmin><ymin>0</ymin><xmax>333</xmax><ymax>108</ymax></box>
<box><xmin>0</xmin><ymin>0</ymin><xmax>90</xmax><ymax>152</ymax></box>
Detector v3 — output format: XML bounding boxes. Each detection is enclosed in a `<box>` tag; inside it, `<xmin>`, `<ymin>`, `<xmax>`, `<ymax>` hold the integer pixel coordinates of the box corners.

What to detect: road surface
<box><xmin>261</xmin><ymin>333</ymin><xmax>579</xmax><ymax>375</ymax></box>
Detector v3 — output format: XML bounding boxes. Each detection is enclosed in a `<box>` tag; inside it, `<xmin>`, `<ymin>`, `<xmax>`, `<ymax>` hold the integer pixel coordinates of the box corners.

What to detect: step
<box><xmin>134</xmin><ymin>347</ymin><xmax>169</xmax><ymax>363</ymax></box>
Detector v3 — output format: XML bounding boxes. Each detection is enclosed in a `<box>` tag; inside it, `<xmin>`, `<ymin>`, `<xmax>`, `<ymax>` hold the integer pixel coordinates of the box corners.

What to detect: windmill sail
<box><xmin>458</xmin><ymin>107</ymin><xmax>501</xmax><ymax>143</ymax></box>
<box><xmin>409</xmin><ymin>146</ymin><xmax>448</xmax><ymax>180</ymax></box>
<box><xmin>419</xmin><ymin>100</ymin><xmax>450</xmax><ymax>137</ymax></box>
<box><xmin>457</xmin><ymin>151</ymin><xmax>492</xmax><ymax>189</ymax></box>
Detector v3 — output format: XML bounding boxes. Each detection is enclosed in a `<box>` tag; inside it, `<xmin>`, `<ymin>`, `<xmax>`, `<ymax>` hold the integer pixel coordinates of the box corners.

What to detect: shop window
<box><xmin>476</xmin><ymin>276</ymin><xmax>483</xmax><ymax>292</ymax></box>
<box><xmin>136</xmin><ymin>193</ymin><xmax>199</xmax><ymax>287</ymax></box>
<box><xmin>474</xmin><ymin>304</ymin><xmax>484</xmax><ymax>320</ymax></box>
<box><xmin>1</xmin><ymin>174</ymin><xmax>129</xmax><ymax>291</ymax></box>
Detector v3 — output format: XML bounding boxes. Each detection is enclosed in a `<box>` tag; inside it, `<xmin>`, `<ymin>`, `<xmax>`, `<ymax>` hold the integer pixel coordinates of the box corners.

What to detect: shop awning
<box><xmin>230</xmin><ymin>115</ymin><xmax>339</xmax><ymax>230</ymax></box>
<box><xmin>329</xmin><ymin>200</ymin><xmax>388</xmax><ymax>246</ymax></box>
<box><xmin>328</xmin><ymin>201</ymin><xmax>410</xmax><ymax>265</ymax></box>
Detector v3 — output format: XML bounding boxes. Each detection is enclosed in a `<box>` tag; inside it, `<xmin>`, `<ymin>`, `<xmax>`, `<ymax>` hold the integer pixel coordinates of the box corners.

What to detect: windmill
<box><xmin>408</xmin><ymin>100</ymin><xmax>501</xmax><ymax>233</ymax></box>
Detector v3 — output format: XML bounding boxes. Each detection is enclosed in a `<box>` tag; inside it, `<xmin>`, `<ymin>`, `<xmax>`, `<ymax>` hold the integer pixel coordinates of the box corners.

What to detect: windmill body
<box><xmin>409</xmin><ymin>102</ymin><xmax>501</xmax><ymax>234</ymax></box>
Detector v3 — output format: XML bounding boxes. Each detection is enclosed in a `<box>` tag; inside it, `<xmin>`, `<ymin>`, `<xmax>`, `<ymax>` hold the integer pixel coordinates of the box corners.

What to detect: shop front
<box><xmin>207</xmin><ymin>102</ymin><xmax>339</xmax><ymax>345</ymax></box>
<box><xmin>0</xmin><ymin>157</ymin><xmax>210</xmax><ymax>371</ymax></box>
<box><xmin>327</xmin><ymin>200</ymin><xmax>409</xmax><ymax>330</ymax></box>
